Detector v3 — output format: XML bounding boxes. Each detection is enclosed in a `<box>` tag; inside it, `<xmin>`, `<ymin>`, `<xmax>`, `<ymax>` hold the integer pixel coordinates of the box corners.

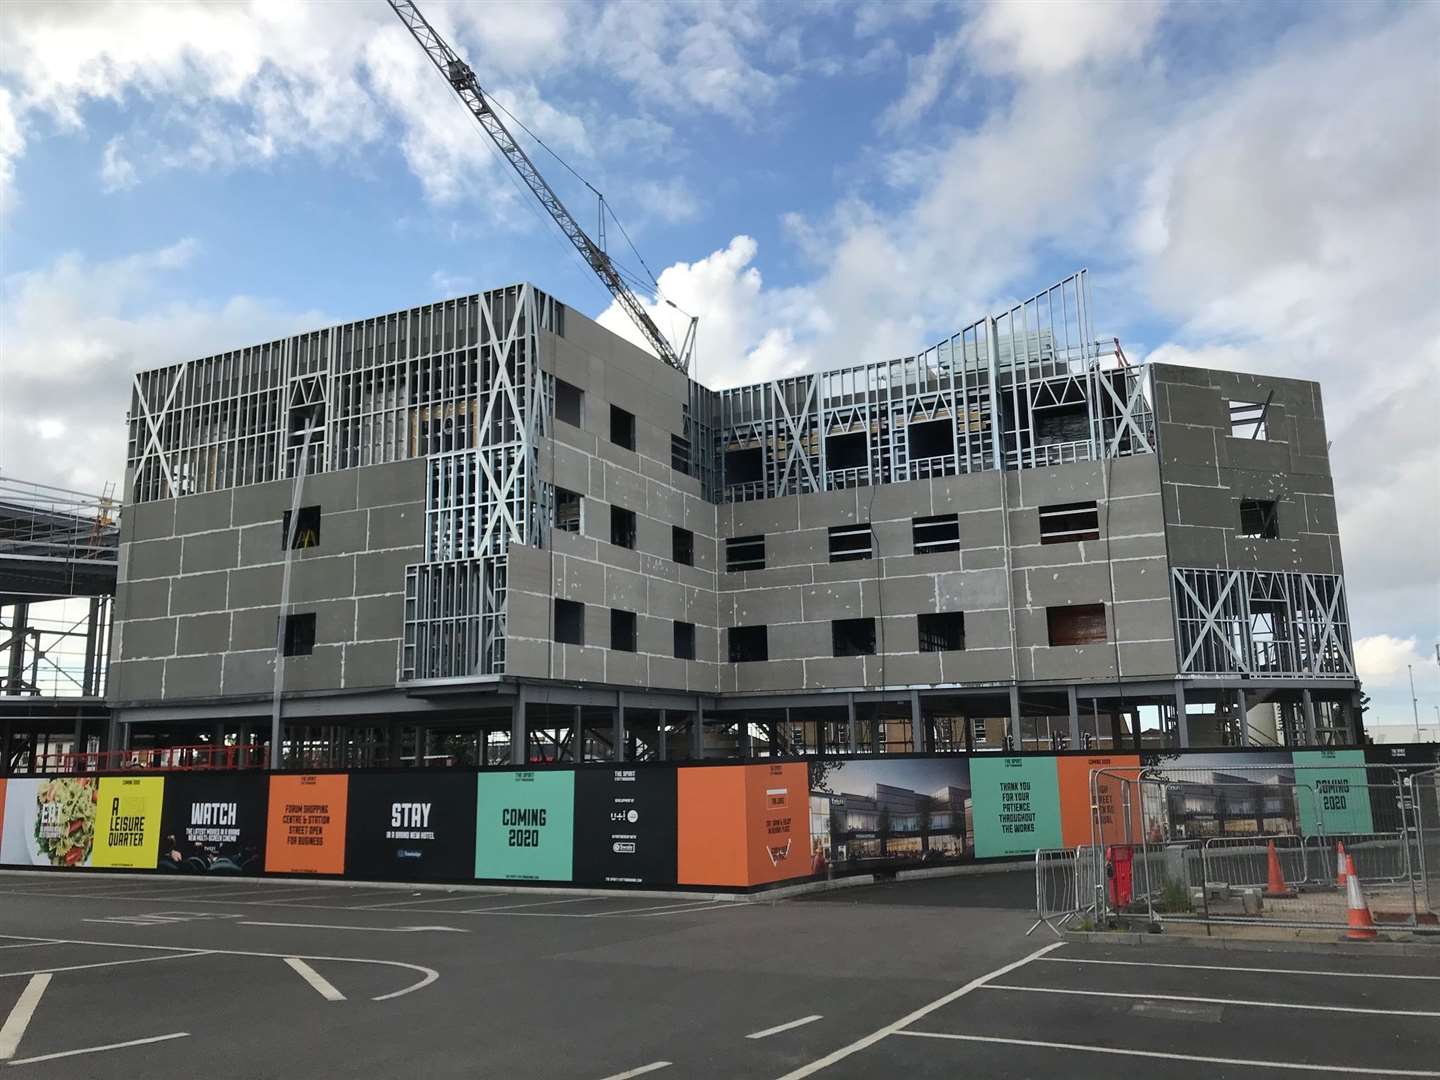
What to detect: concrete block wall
<box><xmin>110</xmin><ymin>459</ymin><xmax>425</xmax><ymax>706</ymax></box>
<box><xmin>1152</xmin><ymin>364</ymin><xmax>1341</xmax><ymax>574</ymax></box>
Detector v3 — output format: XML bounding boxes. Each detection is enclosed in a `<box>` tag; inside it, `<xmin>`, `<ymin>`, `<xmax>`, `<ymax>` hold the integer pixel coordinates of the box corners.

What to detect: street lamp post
<box><xmin>1409</xmin><ymin>664</ymin><xmax>1422</xmax><ymax>741</ymax></box>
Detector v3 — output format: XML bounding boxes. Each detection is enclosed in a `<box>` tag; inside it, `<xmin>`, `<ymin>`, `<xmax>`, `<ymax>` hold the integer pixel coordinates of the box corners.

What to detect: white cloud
<box><xmin>595</xmin><ymin>235</ymin><xmax>823</xmax><ymax>388</ymax></box>
<box><xmin>966</xmin><ymin>0</ymin><xmax>1166</xmax><ymax>78</ymax></box>
<box><xmin>0</xmin><ymin>0</ymin><xmax>766</xmax><ymax>216</ymax></box>
<box><xmin>1355</xmin><ymin>636</ymin><xmax>1435</xmax><ymax>688</ymax></box>
<box><xmin>98</xmin><ymin>136</ymin><xmax>136</xmax><ymax>191</ymax></box>
<box><xmin>0</xmin><ymin>240</ymin><xmax>325</xmax><ymax>492</ymax></box>
<box><xmin>631</xmin><ymin>177</ymin><xmax>702</xmax><ymax>225</ymax></box>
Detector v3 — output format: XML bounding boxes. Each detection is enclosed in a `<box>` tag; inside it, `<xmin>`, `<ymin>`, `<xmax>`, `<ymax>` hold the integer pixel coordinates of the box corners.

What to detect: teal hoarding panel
<box><xmin>1292</xmin><ymin>749</ymin><xmax>1374</xmax><ymax>835</ymax></box>
<box><xmin>971</xmin><ymin>756</ymin><xmax>1062</xmax><ymax>858</ymax></box>
<box><xmin>475</xmin><ymin>771</ymin><xmax>574</xmax><ymax>882</ymax></box>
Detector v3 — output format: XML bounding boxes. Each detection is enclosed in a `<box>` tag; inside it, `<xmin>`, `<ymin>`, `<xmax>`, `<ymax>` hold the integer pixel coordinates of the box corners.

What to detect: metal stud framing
<box><xmin>714</xmin><ymin>271</ymin><xmax>1153</xmax><ymax>502</ymax></box>
<box><xmin>1171</xmin><ymin>567</ymin><xmax>1355</xmax><ymax>678</ymax></box>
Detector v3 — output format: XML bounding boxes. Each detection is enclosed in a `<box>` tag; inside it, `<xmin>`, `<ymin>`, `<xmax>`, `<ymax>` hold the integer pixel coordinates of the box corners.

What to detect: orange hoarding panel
<box><xmin>677</xmin><ymin>766</ymin><xmax>748</xmax><ymax>886</ymax></box>
<box><xmin>1057</xmin><ymin>755</ymin><xmax>1142</xmax><ymax>848</ymax></box>
<box><xmin>265</xmin><ymin>774</ymin><xmax>349</xmax><ymax>874</ymax></box>
<box><xmin>745</xmin><ymin>762</ymin><xmax>810</xmax><ymax>886</ymax></box>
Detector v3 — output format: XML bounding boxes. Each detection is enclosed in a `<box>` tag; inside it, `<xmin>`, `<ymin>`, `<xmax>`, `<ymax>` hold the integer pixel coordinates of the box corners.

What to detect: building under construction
<box><xmin>1</xmin><ymin>478</ymin><xmax>118</xmax><ymax>771</ymax></box>
<box><xmin>91</xmin><ymin>269</ymin><xmax>1360</xmax><ymax>769</ymax></box>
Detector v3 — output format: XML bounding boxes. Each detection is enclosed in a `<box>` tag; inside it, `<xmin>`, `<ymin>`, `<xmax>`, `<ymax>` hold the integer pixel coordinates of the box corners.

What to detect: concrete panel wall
<box><xmin>111</xmin><ymin>458</ymin><xmax>424</xmax><ymax>706</ymax></box>
<box><xmin>1152</xmin><ymin>363</ymin><xmax>1342</xmax><ymax>576</ymax></box>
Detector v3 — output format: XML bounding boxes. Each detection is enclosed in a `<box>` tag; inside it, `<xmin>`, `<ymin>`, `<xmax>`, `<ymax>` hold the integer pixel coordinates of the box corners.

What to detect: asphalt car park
<box><xmin>0</xmin><ymin>870</ymin><xmax>1435</xmax><ymax>1078</ymax></box>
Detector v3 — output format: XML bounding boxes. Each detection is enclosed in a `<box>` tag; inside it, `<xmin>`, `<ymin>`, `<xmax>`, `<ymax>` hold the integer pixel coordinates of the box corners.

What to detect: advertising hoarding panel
<box><xmin>265</xmin><ymin>774</ymin><xmax>349</xmax><ymax>874</ymax></box>
<box><xmin>573</xmin><ymin>767</ymin><xmax>677</xmax><ymax>886</ymax></box>
<box><xmin>745</xmin><ymin>763</ymin><xmax>811</xmax><ymax>886</ymax></box>
<box><xmin>93</xmin><ymin>776</ymin><xmax>165</xmax><ymax>869</ymax></box>
<box><xmin>345</xmin><ymin>772</ymin><xmax>477</xmax><ymax>882</ymax></box>
<box><xmin>0</xmin><ymin>776</ymin><xmax>98</xmax><ymax>868</ymax></box>
<box><xmin>474</xmin><ymin>770</ymin><xmax>574</xmax><ymax>882</ymax></box>
<box><xmin>970</xmin><ymin>756</ymin><xmax>1062</xmax><ymax>857</ymax></box>
<box><xmin>676</xmin><ymin>766</ymin><xmax>747</xmax><ymax>887</ymax></box>
<box><xmin>807</xmin><ymin>757</ymin><xmax>971</xmax><ymax>876</ymax></box>
<box><xmin>1056</xmin><ymin>755</ymin><xmax>1141</xmax><ymax>848</ymax></box>
<box><xmin>158</xmin><ymin>773</ymin><xmax>268</xmax><ymax>874</ymax></box>
<box><xmin>1292</xmin><ymin>749</ymin><xmax>1375</xmax><ymax>835</ymax></box>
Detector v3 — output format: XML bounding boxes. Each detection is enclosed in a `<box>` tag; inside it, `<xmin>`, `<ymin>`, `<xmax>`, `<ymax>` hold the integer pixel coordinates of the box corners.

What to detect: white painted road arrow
<box><xmin>239</xmin><ymin>921</ymin><xmax>469</xmax><ymax>933</ymax></box>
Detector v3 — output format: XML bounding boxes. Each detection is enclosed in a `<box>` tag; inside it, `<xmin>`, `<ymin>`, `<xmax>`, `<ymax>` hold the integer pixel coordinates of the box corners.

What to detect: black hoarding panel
<box><xmin>1366</xmin><ymin>743</ymin><xmax>1439</xmax><ymax>768</ymax></box>
<box><xmin>158</xmin><ymin>773</ymin><xmax>268</xmax><ymax>875</ymax></box>
<box><xmin>343</xmin><ymin>772</ymin><xmax>477</xmax><ymax>883</ymax></box>
<box><xmin>574</xmin><ymin>767</ymin><xmax>677</xmax><ymax>886</ymax></box>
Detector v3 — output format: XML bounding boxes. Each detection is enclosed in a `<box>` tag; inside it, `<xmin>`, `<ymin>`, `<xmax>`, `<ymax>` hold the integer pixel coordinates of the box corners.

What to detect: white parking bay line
<box><xmin>1039</xmin><ymin>955</ymin><xmax>1440</xmax><ymax>981</ymax></box>
<box><xmin>773</xmin><ymin>941</ymin><xmax>1065</xmax><ymax>1080</ymax></box>
<box><xmin>0</xmin><ymin>974</ymin><xmax>50</xmax><ymax>1060</ymax></box>
<box><xmin>6</xmin><ymin>1032</ymin><xmax>190</xmax><ymax>1067</ymax></box>
<box><xmin>284</xmin><ymin>957</ymin><xmax>346</xmax><ymax>1002</ymax></box>
<box><xmin>747</xmin><ymin>1015</ymin><xmax>823</xmax><ymax>1040</ymax></box>
<box><xmin>892</xmin><ymin>1032</ymin><xmax>1440</xmax><ymax>1078</ymax></box>
<box><xmin>983</xmin><ymin>983</ymin><xmax>1440</xmax><ymax>1018</ymax></box>
<box><xmin>598</xmin><ymin>1062</ymin><xmax>671</xmax><ymax>1080</ymax></box>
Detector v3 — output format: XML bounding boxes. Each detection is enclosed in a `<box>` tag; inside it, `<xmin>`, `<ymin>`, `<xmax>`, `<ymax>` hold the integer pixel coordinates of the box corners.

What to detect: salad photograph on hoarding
<box><xmin>1</xmin><ymin>777</ymin><xmax>99</xmax><ymax>868</ymax></box>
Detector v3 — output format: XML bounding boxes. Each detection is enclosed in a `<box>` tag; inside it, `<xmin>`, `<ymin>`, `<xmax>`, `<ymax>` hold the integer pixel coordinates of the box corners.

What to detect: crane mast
<box><xmin>386</xmin><ymin>0</ymin><xmax>692</xmax><ymax>374</ymax></box>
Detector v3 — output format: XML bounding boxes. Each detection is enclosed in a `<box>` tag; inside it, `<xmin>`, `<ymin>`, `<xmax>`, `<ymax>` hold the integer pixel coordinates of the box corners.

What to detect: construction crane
<box><xmin>387</xmin><ymin>0</ymin><xmax>695</xmax><ymax>374</ymax></box>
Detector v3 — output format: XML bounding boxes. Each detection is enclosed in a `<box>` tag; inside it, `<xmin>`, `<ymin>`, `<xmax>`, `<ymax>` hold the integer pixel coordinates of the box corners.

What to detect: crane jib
<box><xmin>386</xmin><ymin>0</ymin><xmax>689</xmax><ymax>374</ymax></box>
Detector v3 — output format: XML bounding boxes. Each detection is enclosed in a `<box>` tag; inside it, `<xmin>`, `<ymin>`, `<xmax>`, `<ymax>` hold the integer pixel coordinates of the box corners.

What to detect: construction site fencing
<box><xmin>1029</xmin><ymin>845</ymin><xmax>1095</xmax><ymax>937</ymax></box>
<box><xmin>34</xmin><ymin>743</ymin><xmax>268</xmax><ymax>773</ymax></box>
<box><xmin>1086</xmin><ymin>764</ymin><xmax>1437</xmax><ymax>931</ymax></box>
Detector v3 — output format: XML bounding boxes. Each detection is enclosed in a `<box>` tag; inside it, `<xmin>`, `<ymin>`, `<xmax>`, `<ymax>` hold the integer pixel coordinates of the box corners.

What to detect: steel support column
<box><xmin>1301</xmin><ymin>687</ymin><xmax>1317</xmax><ymax>745</ymax></box>
<box><xmin>1067</xmin><ymin>685</ymin><xmax>1080</xmax><ymax>749</ymax></box>
<box><xmin>511</xmin><ymin>683</ymin><xmax>526</xmax><ymax>766</ymax></box>
<box><xmin>690</xmin><ymin>697</ymin><xmax>704</xmax><ymax>759</ymax></box>
<box><xmin>1175</xmin><ymin>681</ymin><xmax>1190</xmax><ymax>749</ymax></box>
<box><xmin>1008</xmin><ymin>684</ymin><xmax>1021</xmax><ymax>750</ymax></box>
<box><xmin>1235</xmin><ymin>687</ymin><xmax>1250</xmax><ymax>747</ymax></box>
<box><xmin>614</xmin><ymin>692</ymin><xmax>626</xmax><ymax>763</ymax></box>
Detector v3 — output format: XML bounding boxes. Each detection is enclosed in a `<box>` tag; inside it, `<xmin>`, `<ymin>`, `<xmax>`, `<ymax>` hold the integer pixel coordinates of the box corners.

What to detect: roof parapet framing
<box><xmin>712</xmin><ymin>270</ymin><xmax>1154</xmax><ymax>503</ymax></box>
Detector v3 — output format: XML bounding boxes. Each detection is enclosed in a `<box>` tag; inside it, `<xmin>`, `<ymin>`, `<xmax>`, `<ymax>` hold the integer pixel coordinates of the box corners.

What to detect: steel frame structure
<box><xmin>714</xmin><ymin>272</ymin><xmax>1154</xmax><ymax>502</ymax></box>
<box><xmin>1171</xmin><ymin>567</ymin><xmax>1355</xmax><ymax>679</ymax></box>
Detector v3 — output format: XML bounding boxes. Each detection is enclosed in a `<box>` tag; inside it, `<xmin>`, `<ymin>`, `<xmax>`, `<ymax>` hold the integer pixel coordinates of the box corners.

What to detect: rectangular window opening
<box><xmin>610</xmin><ymin>608</ymin><xmax>637</xmax><ymax>653</ymax></box>
<box><xmin>281</xmin><ymin>505</ymin><xmax>321</xmax><ymax>550</ymax></box>
<box><xmin>555</xmin><ymin>378</ymin><xmax>583</xmax><ymax>427</ymax></box>
<box><xmin>1039</xmin><ymin>500</ymin><xmax>1100</xmax><ymax>545</ymax></box>
<box><xmin>554</xmin><ymin>599</ymin><xmax>584</xmax><ymax>646</ymax></box>
<box><xmin>828</xmin><ymin>523</ymin><xmax>873</xmax><ymax>563</ymax></box>
<box><xmin>825</xmin><ymin>431</ymin><xmax>868</xmax><ymax>470</ymax></box>
<box><xmin>971</xmin><ymin>717</ymin><xmax>988</xmax><ymax>743</ymax></box>
<box><xmin>671</xmin><ymin>433</ymin><xmax>691</xmax><ymax>476</ymax></box>
<box><xmin>918</xmin><ymin>612</ymin><xmax>965</xmax><ymax>652</ymax></box>
<box><xmin>908</xmin><ymin>418</ymin><xmax>953</xmax><ymax>460</ymax></box>
<box><xmin>729</xmin><ymin>625</ymin><xmax>768</xmax><ymax>663</ymax></box>
<box><xmin>554</xmin><ymin>487</ymin><xmax>581</xmax><ymax>533</ymax></box>
<box><xmin>1047</xmin><ymin>603</ymin><xmax>1107</xmax><ymax>646</ymax></box>
<box><xmin>725</xmin><ymin>447</ymin><xmax>763</xmax><ymax>485</ymax></box>
<box><xmin>1230</xmin><ymin>399</ymin><xmax>1268</xmax><ymax>440</ymax></box>
<box><xmin>674</xmin><ymin>620</ymin><xmax>696</xmax><ymax>661</ymax></box>
<box><xmin>281</xmin><ymin>612</ymin><xmax>316</xmax><ymax>657</ymax></box>
<box><xmin>725</xmin><ymin>534</ymin><xmax>766</xmax><ymax>572</ymax></box>
<box><xmin>610</xmin><ymin>404</ymin><xmax>636</xmax><ymax>451</ymax></box>
<box><xmin>1238</xmin><ymin>499</ymin><xmax>1279</xmax><ymax>539</ymax></box>
<box><xmin>831</xmin><ymin>617</ymin><xmax>877</xmax><ymax>657</ymax></box>
<box><xmin>672</xmin><ymin>526</ymin><xmax>694</xmax><ymax>566</ymax></box>
<box><xmin>610</xmin><ymin>505</ymin><xmax>637</xmax><ymax>549</ymax></box>
<box><xmin>912</xmin><ymin>513</ymin><xmax>960</xmax><ymax>555</ymax></box>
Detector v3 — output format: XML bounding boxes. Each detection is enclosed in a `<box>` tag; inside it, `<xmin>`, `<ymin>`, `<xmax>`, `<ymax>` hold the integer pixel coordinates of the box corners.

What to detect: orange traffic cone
<box><xmin>1263</xmin><ymin>840</ymin><xmax>1296</xmax><ymax>899</ymax></box>
<box><xmin>1344</xmin><ymin>854</ymin><xmax>1377</xmax><ymax>941</ymax></box>
<box><xmin>1334</xmin><ymin>841</ymin><xmax>1348</xmax><ymax>889</ymax></box>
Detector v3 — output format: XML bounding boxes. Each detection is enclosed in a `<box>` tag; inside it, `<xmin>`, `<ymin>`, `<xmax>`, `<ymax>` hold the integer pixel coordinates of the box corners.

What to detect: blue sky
<box><xmin>0</xmin><ymin>0</ymin><xmax>1435</xmax><ymax>725</ymax></box>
